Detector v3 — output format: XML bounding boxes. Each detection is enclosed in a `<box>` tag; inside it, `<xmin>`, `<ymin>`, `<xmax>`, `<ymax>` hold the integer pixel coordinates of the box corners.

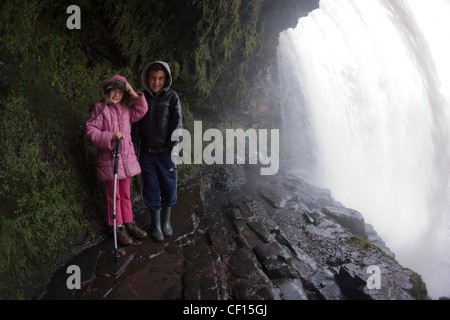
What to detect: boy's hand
<box><xmin>126</xmin><ymin>82</ymin><xmax>139</xmax><ymax>98</ymax></box>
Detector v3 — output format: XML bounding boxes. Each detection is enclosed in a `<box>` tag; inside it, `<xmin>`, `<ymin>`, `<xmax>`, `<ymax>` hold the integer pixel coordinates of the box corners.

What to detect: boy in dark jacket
<box><xmin>132</xmin><ymin>61</ymin><xmax>182</xmax><ymax>241</ymax></box>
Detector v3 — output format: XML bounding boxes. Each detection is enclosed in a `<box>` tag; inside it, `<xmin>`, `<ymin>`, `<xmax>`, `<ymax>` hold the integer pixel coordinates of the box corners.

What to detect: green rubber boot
<box><xmin>150</xmin><ymin>209</ymin><xmax>164</xmax><ymax>242</ymax></box>
<box><xmin>161</xmin><ymin>207</ymin><xmax>173</xmax><ymax>237</ymax></box>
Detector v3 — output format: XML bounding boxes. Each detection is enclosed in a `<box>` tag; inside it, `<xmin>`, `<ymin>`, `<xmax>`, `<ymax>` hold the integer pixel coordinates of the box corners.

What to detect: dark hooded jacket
<box><xmin>131</xmin><ymin>61</ymin><xmax>182</xmax><ymax>154</ymax></box>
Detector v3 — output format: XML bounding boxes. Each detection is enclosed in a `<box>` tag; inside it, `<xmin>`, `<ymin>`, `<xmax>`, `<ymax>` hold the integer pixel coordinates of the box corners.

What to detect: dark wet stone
<box><xmin>231</xmin><ymin>248</ymin><xmax>259</xmax><ymax>279</ymax></box>
<box><xmin>273</xmin><ymin>278</ymin><xmax>308</xmax><ymax>300</ymax></box>
<box><xmin>258</xmin><ymin>182</ymin><xmax>293</xmax><ymax>209</ymax></box>
<box><xmin>253</xmin><ymin>241</ymin><xmax>298</xmax><ymax>279</ymax></box>
<box><xmin>247</xmin><ymin>221</ymin><xmax>273</xmax><ymax>243</ymax></box>
<box><xmin>321</xmin><ymin>205</ymin><xmax>367</xmax><ymax>239</ymax></box>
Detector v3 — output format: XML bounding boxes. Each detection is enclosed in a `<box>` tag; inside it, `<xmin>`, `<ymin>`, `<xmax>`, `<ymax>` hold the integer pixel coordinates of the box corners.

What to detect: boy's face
<box><xmin>109</xmin><ymin>88</ymin><xmax>124</xmax><ymax>104</ymax></box>
<box><xmin>147</xmin><ymin>70</ymin><xmax>166</xmax><ymax>94</ymax></box>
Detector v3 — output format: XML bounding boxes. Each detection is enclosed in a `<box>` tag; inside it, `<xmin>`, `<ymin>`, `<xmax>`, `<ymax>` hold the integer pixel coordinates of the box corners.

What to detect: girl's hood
<box><xmin>99</xmin><ymin>74</ymin><xmax>131</xmax><ymax>106</ymax></box>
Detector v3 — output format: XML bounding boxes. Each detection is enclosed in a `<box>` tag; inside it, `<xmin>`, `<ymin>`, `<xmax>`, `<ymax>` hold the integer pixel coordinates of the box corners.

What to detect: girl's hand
<box><xmin>125</xmin><ymin>82</ymin><xmax>139</xmax><ymax>98</ymax></box>
<box><xmin>112</xmin><ymin>132</ymin><xmax>125</xmax><ymax>141</ymax></box>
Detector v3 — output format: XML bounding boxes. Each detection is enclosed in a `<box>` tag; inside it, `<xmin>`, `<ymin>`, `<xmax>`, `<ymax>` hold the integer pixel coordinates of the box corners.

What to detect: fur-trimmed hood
<box><xmin>99</xmin><ymin>74</ymin><xmax>132</xmax><ymax>106</ymax></box>
<box><xmin>140</xmin><ymin>61</ymin><xmax>173</xmax><ymax>94</ymax></box>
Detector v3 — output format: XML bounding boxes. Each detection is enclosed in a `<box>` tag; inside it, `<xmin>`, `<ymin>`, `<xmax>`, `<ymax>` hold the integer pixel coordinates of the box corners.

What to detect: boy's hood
<box><xmin>140</xmin><ymin>61</ymin><xmax>173</xmax><ymax>94</ymax></box>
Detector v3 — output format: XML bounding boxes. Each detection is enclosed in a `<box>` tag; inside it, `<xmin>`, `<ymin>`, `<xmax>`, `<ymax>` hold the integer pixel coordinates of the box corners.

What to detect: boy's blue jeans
<box><xmin>140</xmin><ymin>151</ymin><xmax>177</xmax><ymax>211</ymax></box>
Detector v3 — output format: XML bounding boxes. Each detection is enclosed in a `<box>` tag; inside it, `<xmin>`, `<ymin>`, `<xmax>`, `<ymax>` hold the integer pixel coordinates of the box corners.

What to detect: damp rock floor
<box><xmin>43</xmin><ymin>179</ymin><xmax>207</xmax><ymax>300</ymax></box>
<box><xmin>42</xmin><ymin>165</ymin><xmax>428</xmax><ymax>300</ymax></box>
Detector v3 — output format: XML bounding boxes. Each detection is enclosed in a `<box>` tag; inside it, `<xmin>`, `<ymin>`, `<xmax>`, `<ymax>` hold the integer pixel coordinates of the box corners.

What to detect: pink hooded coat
<box><xmin>86</xmin><ymin>75</ymin><xmax>148</xmax><ymax>181</ymax></box>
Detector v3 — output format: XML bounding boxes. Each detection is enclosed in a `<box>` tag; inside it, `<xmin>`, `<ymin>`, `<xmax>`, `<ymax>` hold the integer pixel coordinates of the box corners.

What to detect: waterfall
<box><xmin>278</xmin><ymin>0</ymin><xmax>450</xmax><ymax>299</ymax></box>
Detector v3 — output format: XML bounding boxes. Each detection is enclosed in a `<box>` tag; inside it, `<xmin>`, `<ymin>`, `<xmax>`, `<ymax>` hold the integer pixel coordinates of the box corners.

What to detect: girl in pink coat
<box><xmin>86</xmin><ymin>75</ymin><xmax>148</xmax><ymax>246</ymax></box>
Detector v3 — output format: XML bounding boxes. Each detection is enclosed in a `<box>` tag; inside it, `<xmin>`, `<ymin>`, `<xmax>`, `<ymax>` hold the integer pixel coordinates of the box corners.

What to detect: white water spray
<box><xmin>278</xmin><ymin>0</ymin><xmax>450</xmax><ymax>299</ymax></box>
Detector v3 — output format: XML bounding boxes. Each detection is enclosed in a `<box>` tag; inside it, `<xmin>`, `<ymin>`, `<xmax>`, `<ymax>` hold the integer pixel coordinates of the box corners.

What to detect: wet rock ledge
<box><xmin>42</xmin><ymin>164</ymin><xmax>428</xmax><ymax>300</ymax></box>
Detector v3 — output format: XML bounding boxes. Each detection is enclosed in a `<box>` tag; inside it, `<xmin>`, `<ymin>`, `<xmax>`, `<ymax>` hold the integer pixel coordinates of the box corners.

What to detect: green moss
<box><xmin>0</xmin><ymin>93</ymin><xmax>86</xmax><ymax>299</ymax></box>
<box><xmin>253</xmin><ymin>200</ymin><xmax>265</xmax><ymax>212</ymax></box>
<box><xmin>347</xmin><ymin>235</ymin><xmax>381</xmax><ymax>253</ymax></box>
<box><xmin>409</xmin><ymin>273</ymin><xmax>429</xmax><ymax>300</ymax></box>
<box><xmin>104</xmin><ymin>0</ymin><xmax>267</xmax><ymax>113</ymax></box>
<box><xmin>309</xmin><ymin>211</ymin><xmax>323</xmax><ymax>226</ymax></box>
<box><xmin>0</xmin><ymin>1</ymin><xmax>117</xmax><ymax>298</ymax></box>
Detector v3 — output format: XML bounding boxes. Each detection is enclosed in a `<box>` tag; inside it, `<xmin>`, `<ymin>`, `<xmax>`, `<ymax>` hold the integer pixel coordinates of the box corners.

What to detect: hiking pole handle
<box><xmin>115</xmin><ymin>138</ymin><xmax>122</xmax><ymax>156</ymax></box>
<box><xmin>113</xmin><ymin>138</ymin><xmax>122</xmax><ymax>175</ymax></box>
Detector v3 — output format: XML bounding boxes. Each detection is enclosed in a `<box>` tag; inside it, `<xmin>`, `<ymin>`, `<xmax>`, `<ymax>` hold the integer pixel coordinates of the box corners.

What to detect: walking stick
<box><xmin>112</xmin><ymin>138</ymin><xmax>122</xmax><ymax>263</ymax></box>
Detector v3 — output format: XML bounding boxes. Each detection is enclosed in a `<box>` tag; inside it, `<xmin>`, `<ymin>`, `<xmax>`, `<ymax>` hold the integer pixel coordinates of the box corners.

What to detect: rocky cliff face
<box><xmin>43</xmin><ymin>164</ymin><xmax>428</xmax><ymax>300</ymax></box>
<box><xmin>187</xmin><ymin>164</ymin><xmax>427</xmax><ymax>300</ymax></box>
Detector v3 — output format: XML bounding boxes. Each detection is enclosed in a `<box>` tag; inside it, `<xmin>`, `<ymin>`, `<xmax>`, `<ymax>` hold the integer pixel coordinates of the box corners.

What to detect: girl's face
<box><xmin>147</xmin><ymin>70</ymin><xmax>166</xmax><ymax>95</ymax></box>
<box><xmin>109</xmin><ymin>88</ymin><xmax>124</xmax><ymax>104</ymax></box>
